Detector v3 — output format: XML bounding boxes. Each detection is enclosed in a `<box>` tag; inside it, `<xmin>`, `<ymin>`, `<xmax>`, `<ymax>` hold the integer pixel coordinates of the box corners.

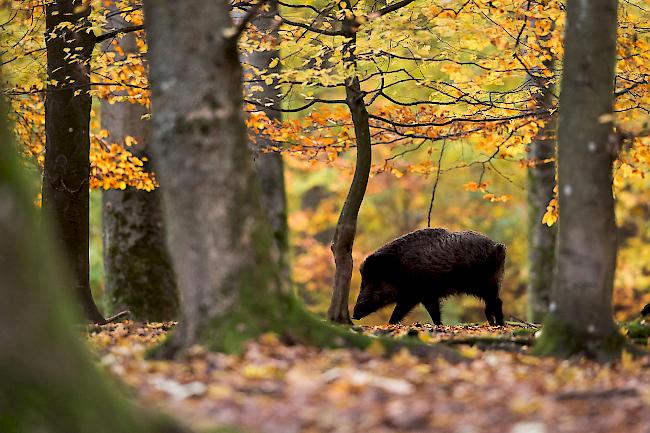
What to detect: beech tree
<box><xmin>41</xmin><ymin>0</ymin><xmax>150</xmax><ymax>323</ymax></box>
<box><xmin>0</xmin><ymin>91</ymin><xmax>184</xmax><ymax>433</ymax></box>
<box><xmin>534</xmin><ymin>0</ymin><xmax>625</xmax><ymax>360</ymax></box>
<box><xmin>527</xmin><ymin>42</ymin><xmax>557</xmax><ymax>323</ymax></box>
<box><xmin>241</xmin><ymin>0</ymin><xmax>290</xmax><ymax>283</ymax></box>
<box><xmin>42</xmin><ymin>0</ymin><xmax>104</xmax><ymax>322</ymax></box>
<box><xmin>143</xmin><ymin>0</ymin><xmax>457</xmax><ymax>360</ymax></box>
<box><xmin>100</xmin><ymin>5</ymin><xmax>178</xmax><ymax>321</ymax></box>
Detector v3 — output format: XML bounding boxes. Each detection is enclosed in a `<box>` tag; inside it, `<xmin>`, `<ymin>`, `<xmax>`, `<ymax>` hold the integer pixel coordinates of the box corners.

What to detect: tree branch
<box><xmin>279</xmin><ymin>16</ymin><xmax>344</xmax><ymax>36</ymax></box>
<box><xmin>94</xmin><ymin>24</ymin><xmax>144</xmax><ymax>44</ymax></box>
<box><xmin>230</xmin><ymin>0</ymin><xmax>270</xmax><ymax>40</ymax></box>
<box><xmin>245</xmin><ymin>97</ymin><xmax>346</xmax><ymax>112</ymax></box>
<box><xmin>372</xmin><ymin>0</ymin><xmax>416</xmax><ymax>17</ymax></box>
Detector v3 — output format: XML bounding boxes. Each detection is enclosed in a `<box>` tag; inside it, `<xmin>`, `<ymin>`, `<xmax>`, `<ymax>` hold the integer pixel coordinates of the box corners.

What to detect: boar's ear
<box><xmin>360</xmin><ymin>253</ymin><xmax>399</xmax><ymax>278</ymax></box>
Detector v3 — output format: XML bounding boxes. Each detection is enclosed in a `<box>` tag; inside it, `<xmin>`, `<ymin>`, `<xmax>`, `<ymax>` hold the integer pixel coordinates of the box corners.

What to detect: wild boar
<box><xmin>352</xmin><ymin>228</ymin><xmax>506</xmax><ymax>326</ymax></box>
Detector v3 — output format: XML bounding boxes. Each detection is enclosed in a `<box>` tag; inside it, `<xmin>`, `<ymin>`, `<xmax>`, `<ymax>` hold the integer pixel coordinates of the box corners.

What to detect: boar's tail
<box><xmin>493</xmin><ymin>243</ymin><xmax>507</xmax><ymax>287</ymax></box>
<box><xmin>494</xmin><ymin>243</ymin><xmax>506</xmax><ymax>264</ymax></box>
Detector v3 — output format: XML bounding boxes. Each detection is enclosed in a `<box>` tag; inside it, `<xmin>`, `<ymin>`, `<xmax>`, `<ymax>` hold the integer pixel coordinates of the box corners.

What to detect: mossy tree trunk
<box><xmin>527</xmin><ymin>47</ymin><xmax>557</xmax><ymax>323</ymax></box>
<box><xmin>328</xmin><ymin>21</ymin><xmax>372</xmax><ymax>325</ymax></box>
<box><xmin>243</xmin><ymin>0</ymin><xmax>290</xmax><ymax>284</ymax></box>
<box><xmin>533</xmin><ymin>0</ymin><xmax>625</xmax><ymax>361</ymax></box>
<box><xmin>0</xmin><ymin>93</ymin><xmax>183</xmax><ymax>433</ymax></box>
<box><xmin>100</xmin><ymin>8</ymin><xmax>179</xmax><ymax>322</ymax></box>
<box><xmin>143</xmin><ymin>0</ymin><xmax>458</xmax><ymax>361</ymax></box>
<box><xmin>42</xmin><ymin>0</ymin><xmax>104</xmax><ymax>323</ymax></box>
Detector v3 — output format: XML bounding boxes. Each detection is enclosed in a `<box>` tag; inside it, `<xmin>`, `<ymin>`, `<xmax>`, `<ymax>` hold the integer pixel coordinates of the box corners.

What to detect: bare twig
<box><xmin>427</xmin><ymin>140</ymin><xmax>447</xmax><ymax>228</ymax></box>
<box><xmin>102</xmin><ymin>310</ymin><xmax>130</xmax><ymax>324</ymax></box>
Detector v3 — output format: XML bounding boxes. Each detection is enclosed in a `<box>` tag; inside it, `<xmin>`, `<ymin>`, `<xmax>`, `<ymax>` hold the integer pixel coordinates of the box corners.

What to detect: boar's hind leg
<box><xmin>421</xmin><ymin>296</ymin><xmax>442</xmax><ymax>325</ymax></box>
<box><xmin>388</xmin><ymin>299</ymin><xmax>418</xmax><ymax>324</ymax></box>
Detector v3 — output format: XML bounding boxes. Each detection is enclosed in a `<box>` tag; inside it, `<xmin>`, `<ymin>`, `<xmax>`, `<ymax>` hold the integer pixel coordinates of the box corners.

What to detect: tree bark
<box><xmin>145</xmin><ymin>0</ymin><xmax>278</xmax><ymax>355</ymax></box>
<box><xmin>101</xmin><ymin>9</ymin><xmax>179</xmax><ymax>322</ymax></box>
<box><xmin>243</xmin><ymin>0</ymin><xmax>290</xmax><ymax>284</ymax></box>
<box><xmin>327</xmin><ymin>25</ymin><xmax>372</xmax><ymax>325</ymax></box>
<box><xmin>42</xmin><ymin>0</ymin><xmax>104</xmax><ymax>323</ymax></box>
<box><xmin>0</xmin><ymin>91</ymin><xmax>185</xmax><ymax>433</ymax></box>
<box><xmin>533</xmin><ymin>0</ymin><xmax>625</xmax><ymax>360</ymax></box>
<box><xmin>143</xmin><ymin>0</ymin><xmax>458</xmax><ymax>362</ymax></box>
<box><xmin>527</xmin><ymin>50</ymin><xmax>557</xmax><ymax>323</ymax></box>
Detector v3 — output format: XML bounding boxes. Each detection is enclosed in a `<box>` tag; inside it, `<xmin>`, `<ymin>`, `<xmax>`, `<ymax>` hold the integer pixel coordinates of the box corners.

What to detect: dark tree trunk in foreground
<box><xmin>42</xmin><ymin>0</ymin><xmax>104</xmax><ymax>323</ymax></box>
<box><xmin>534</xmin><ymin>0</ymin><xmax>625</xmax><ymax>360</ymax></box>
<box><xmin>144</xmin><ymin>0</ymin><xmax>457</xmax><ymax>361</ymax></box>
<box><xmin>101</xmin><ymin>10</ymin><xmax>178</xmax><ymax>322</ymax></box>
<box><xmin>0</xmin><ymin>95</ymin><xmax>183</xmax><ymax>433</ymax></box>
<box><xmin>328</xmin><ymin>27</ymin><xmax>372</xmax><ymax>324</ymax></box>
<box><xmin>527</xmin><ymin>56</ymin><xmax>557</xmax><ymax>323</ymax></box>
<box><xmin>245</xmin><ymin>0</ymin><xmax>290</xmax><ymax>284</ymax></box>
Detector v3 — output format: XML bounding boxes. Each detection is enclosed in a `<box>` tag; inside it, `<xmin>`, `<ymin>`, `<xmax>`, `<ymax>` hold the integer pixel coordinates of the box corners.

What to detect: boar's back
<box><xmin>372</xmin><ymin>228</ymin><xmax>503</xmax><ymax>285</ymax></box>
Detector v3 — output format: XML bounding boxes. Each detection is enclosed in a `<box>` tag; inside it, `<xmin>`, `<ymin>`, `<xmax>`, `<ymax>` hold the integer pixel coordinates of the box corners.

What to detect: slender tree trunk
<box><xmin>527</xmin><ymin>53</ymin><xmax>557</xmax><ymax>323</ymax></box>
<box><xmin>244</xmin><ymin>0</ymin><xmax>290</xmax><ymax>284</ymax></box>
<box><xmin>101</xmin><ymin>9</ymin><xmax>179</xmax><ymax>321</ymax></box>
<box><xmin>534</xmin><ymin>0</ymin><xmax>625</xmax><ymax>360</ymax></box>
<box><xmin>327</xmin><ymin>26</ymin><xmax>372</xmax><ymax>325</ymax></box>
<box><xmin>328</xmin><ymin>75</ymin><xmax>371</xmax><ymax>324</ymax></box>
<box><xmin>143</xmin><ymin>0</ymin><xmax>457</xmax><ymax>362</ymax></box>
<box><xmin>42</xmin><ymin>0</ymin><xmax>104</xmax><ymax>323</ymax></box>
<box><xmin>0</xmin><ymin>91</ymin><xmax>184</xmax><ymax>433</ymax></box>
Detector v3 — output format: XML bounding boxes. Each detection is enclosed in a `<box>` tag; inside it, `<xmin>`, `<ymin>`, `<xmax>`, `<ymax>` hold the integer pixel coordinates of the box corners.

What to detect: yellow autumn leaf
<box><xmin>124</xmin><ymin>135</ymin><xmax>137</xmax><ymax>147</ymax></box>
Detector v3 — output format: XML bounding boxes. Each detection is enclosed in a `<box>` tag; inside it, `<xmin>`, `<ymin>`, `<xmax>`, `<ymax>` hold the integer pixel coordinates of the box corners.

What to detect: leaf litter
<box><xmin>88</xmin><ymin>321</ymin><xmax>650</xmax><ymax>433</ymax></box>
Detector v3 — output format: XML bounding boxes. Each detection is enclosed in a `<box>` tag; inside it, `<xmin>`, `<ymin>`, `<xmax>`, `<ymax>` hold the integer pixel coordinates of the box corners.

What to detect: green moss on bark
<box><xmin>153</xmin><ymin>290</ymin><xmax>461</xmax><ymax>363</ymax></box>
<box><xmin>533</xmin><ymin>316</ymin><xmax>626</xmax><ymax>362</ymax></box>
<box><xmin>103</xmin><ymin>189</ymin><xmax>179</xmax><ymax>322</ymax></box>
<box><xmin>0</xmin><ymin>95</ymin><xmax>188</xmax><ymax>433</ymax></box>
<box><xmin>0</xmin><ymin>368</ymin><xmax>179</xmax><ymax>433</ymax></box>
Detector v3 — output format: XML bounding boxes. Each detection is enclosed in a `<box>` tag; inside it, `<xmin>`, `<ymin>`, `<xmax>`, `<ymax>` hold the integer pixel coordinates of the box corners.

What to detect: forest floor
<box><xmin>88</xmin><ymin>321</ymin><xmax>650</xmax><ymax>433</ymax></box>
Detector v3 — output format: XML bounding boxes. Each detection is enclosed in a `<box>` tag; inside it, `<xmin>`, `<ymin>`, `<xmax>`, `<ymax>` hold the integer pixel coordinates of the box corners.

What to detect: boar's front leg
<box><xmin>421</xmin><ymin>295</ymin><xmax>442</xmax><ymax>325</ymax></box>
<box><xmin>388</xmin><ymin>299</ymin><xmax>418</xmax><ymax>324</ymax></box>
<box><xmin>484</xmin><ymin>297</ymin><xmax>504</xmax><ymax>326</ymax></box>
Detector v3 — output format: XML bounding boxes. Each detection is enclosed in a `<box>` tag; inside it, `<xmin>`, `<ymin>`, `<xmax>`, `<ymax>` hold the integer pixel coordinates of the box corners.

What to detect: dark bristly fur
<box><xmin>352</xmin><ymin>228</ymin><xmax>506</xmax><ymax>326</ymax></box>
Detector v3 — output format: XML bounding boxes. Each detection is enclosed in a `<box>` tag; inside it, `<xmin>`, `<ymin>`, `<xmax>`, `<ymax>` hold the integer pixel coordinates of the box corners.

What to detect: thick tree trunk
<box><xmin>244</xmin><ymin>0</ymin><xmax>290</xmax><ymax>283</ymax></box>
<box><xmin>101</xmin><ymin>9</ymin><xmax>179</xmax><ymax>322</ymax></box>
<box><xmin>145</xmin><ymin>0</ymin><xmax>274</xmax><ymax>354</ymax></box>
<box><xmin>0</xmin><ymin>93</ymin><xmax>184</xmax><ymax>433</ymax></box>
<box><xmin>143</xmin><ymin>0</ymin><xmax>457</xmax><ymax>361</ymax></box>
<box><xmin>144</xmin><ymin>0</ymin><xmax>301</xmax><ymax>356</ymax></box>
<box><xmin>527</xmin><ymin>57</ymin><xmax>557</xmax><ymax>323</ymax></box>
<box><xmin>42</xmin><ymin>0</ymin><xmax>104</xmax><ymax>323</ymax></box>
<box><xmin>534</xmin><ymin>0</ymin><xmax>625</xmax><ymax>360</ymax></box>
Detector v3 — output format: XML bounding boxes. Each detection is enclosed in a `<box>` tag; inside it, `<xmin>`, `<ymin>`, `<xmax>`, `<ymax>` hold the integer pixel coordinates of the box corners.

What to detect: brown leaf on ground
<box><xmin>88</xmin><ymin>321</ymin><xmax>650</xmax><ymax>433</ymax></box>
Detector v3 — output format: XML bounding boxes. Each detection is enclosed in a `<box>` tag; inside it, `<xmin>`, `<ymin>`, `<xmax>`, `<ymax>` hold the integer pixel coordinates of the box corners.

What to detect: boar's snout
<box><xmin>352</xmin><ymin>303</ymin><xmax>371</xmax><ymax>320</ymax></box>
<box><xmin>352</xmin><ymin>298</ymin><xmax>367</xmax><ymax>320</ymax></box>
<box><xmin>352</xmin><ymin>284</ymin><xmax>373</xmax><ymax>320</ymax></box>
